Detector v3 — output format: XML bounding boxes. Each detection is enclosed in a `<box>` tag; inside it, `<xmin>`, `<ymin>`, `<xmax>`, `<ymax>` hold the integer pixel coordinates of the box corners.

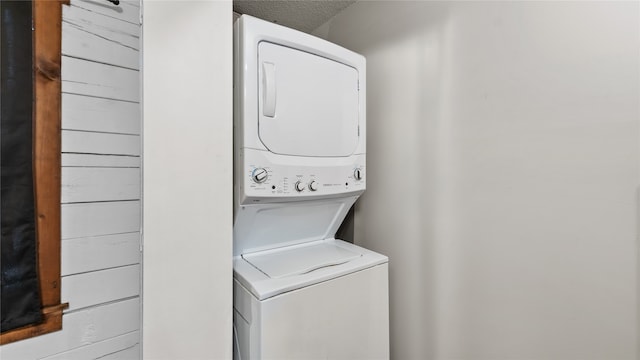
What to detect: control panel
<box><xmin>238</xmin><ymin>149</ymin><xmax>365</xmax><ymax>204</ymax></box>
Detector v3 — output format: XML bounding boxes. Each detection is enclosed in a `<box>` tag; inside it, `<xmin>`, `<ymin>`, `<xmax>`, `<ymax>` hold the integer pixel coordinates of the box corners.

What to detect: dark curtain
<box><xmin>1</xmin><ymin>0</ymin><xmax>44</xmax><ymax>332</ymax></box>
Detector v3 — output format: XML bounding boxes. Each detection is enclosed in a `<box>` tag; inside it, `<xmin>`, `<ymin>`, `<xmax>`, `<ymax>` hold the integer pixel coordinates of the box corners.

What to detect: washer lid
<box><xmin>243</xmin><ymin>241</ymin><xmax>361</xmax><ymax>279</ymax></box>
<box><xmin>234</xmin><ymin>239</ymin><xmax>388</xmax><ymax>300</ymax></box>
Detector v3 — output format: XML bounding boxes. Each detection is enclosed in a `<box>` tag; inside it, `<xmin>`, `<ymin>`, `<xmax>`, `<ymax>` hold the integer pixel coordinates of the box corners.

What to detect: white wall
<box><xmin>1</xmin><ymin>1</ymin><xmax>142</xmax><ymax>358</ymax></box>
<box><xmin>316</xmin><ymin>2</ymin><xmax>639</xmax><ymax>359</ymax></box>
<box><xmin>142</xmin><ymin>1</ymin><xmax>232</xmax><ymax>359</ymax></box>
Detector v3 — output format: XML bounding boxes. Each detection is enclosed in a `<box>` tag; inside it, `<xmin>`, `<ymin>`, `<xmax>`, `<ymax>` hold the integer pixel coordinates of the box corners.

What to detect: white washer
<box><xmin>233</xmin><ymin>15</ymin><xmax>389</xmax><ymax>360</ymax></box>
<box><xmin>234</xmin><ymin>239</ymin><xmax>388</xmax><ymax>360</ymax></box>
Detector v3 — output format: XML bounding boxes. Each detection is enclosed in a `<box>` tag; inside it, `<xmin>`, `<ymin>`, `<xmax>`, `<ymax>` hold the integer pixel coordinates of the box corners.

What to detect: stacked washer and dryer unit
<box><xmin>233</xmin><ymin>15</ymin><xmax>389</xmax><ymax>360</ymax></box>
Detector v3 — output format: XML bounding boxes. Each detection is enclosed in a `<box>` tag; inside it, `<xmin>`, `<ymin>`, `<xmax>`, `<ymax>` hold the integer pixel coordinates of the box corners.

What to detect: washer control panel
<box><xmin>239</xmin><ymin>149</ymin><xmax>365</xmax><ymax>203</ymax></box>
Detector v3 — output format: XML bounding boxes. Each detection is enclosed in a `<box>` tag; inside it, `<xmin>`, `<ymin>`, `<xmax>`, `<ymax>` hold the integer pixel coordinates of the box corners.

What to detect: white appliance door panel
<box><xmin>259</xmin><ymin>264</ymin><xmax>389</xmax><ymax>359</ymax></box>
<box><xmin>233</xmin><ymin>196</ymin><xmax>357</xmax><ymax>256</ymax></box>
<box><xmin>258</xmin><ymin>42</ymin><xmax>359</xmax><ymax>157</ymax></box>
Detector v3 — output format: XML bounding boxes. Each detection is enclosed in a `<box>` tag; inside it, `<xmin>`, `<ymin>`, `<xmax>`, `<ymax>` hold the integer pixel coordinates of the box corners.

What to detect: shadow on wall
<box><xmin>317</xmin><ymin>1</ymin><xmax>639</xmax><ymax>360</ymax></box>
<box><xmin>317</xmin><ymin>3</ymin><xmax>452</xmax><ymax>358</ymax></box>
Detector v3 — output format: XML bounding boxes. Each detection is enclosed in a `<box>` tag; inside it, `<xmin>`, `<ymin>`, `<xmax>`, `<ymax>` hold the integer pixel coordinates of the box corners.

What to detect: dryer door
<box><xmin>258</xmin><ymin>42</ymin><xmax>360</xmax><ymax>157</ymax></box>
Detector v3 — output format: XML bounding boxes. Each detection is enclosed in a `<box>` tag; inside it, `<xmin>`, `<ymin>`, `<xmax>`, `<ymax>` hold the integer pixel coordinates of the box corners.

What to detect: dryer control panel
<box><xmin>238</xmin><ymin>148</ymin><xmax>365</xmax><ymax>204</ymax></box>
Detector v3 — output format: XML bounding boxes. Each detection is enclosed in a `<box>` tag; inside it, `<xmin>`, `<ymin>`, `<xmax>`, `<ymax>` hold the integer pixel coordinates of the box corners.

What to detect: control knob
<box><xmin>295</xmin><ymin>181</ymin><xmax>306</xmax><ymax>192</ymax></box>
<box><xmin>308</xmin><ymin>181</ymin><xmax>318</xmax><ymax>191</ymax></box>
<box><xmin>354</xmin><ymin>168</ymin><xmax>363</xmax><ymax>181</ymax></box>
<box><xmin>251</xmin><ymin>168</ymin><xmax>268</xmax><ymax>183</ymax></box>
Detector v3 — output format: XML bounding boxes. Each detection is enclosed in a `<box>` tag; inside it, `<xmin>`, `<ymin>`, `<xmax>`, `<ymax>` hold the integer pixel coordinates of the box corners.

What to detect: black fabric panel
<box><xmin>1</xmin><ymin>0</ymin><xmax>44</xmax><ymax>332</ymax></box>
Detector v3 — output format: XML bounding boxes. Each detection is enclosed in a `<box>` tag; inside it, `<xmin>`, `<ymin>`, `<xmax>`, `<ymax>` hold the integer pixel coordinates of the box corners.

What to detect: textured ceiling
<box><xmin>233</xmin><ymin>1</ymin><xmax>356</xmax><ymax>34</ymax></box>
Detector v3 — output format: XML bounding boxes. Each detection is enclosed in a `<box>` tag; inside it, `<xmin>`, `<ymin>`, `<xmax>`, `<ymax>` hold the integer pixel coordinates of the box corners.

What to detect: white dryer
<box><xmin>233</xmin><ymin>15</ymin><xmax>389</xmax><ymax>360</ymax></box>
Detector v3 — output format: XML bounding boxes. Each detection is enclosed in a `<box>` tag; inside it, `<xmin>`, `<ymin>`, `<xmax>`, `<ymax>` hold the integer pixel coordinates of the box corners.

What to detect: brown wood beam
<box><xmin>33</xmin><ymin>0</ymin><xmax>63</xmax><ymax>310</ymax></box>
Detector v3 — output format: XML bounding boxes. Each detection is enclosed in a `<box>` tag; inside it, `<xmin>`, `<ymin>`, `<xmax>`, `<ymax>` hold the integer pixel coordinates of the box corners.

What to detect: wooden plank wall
<box><xmin>1</xmin><ymin>0</ymin><xmax>141</xmax><ymax>358</ymax></box>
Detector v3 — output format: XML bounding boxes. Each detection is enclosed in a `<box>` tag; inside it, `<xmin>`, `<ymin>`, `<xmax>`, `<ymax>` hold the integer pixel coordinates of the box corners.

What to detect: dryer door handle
<box><xmin>262</xmin><ymin>62</ymin><xmax>276</xmax><ymax>117</ymax></box>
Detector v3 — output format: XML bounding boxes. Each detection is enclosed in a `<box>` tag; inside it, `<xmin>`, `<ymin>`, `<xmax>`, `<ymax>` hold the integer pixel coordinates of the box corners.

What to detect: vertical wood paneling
<box><xmin>62</xmin><ymin>232</ymin><xmax>140</xmax><ymax>276</ymax></box>
<box><xmin>61</xmin><ymin>201</ymin><xmax>140</xmax><ymax>239</ymax></box>
<box><xmin>61</xmin><ymin>167</ymin><xmax>140</xmax><ymax>203</ymax></box>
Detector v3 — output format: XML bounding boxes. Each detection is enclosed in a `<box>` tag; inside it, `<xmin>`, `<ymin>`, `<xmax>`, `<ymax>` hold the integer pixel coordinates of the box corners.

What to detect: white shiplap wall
<box><xmin>1</xmin><ymin>0</ymin><xmax>141</xmax><ymax>359</ymax></box>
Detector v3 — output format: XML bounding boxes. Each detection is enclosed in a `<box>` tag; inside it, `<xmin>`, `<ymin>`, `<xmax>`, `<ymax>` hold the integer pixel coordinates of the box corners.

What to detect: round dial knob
<box><xmin>354</xmin><ymin>168</ymin><xmax>363</xmax><ymax>181</ymax></box>
<box><xmin>308</xmin><ymin>181</ymin><xmax>318</xmax><ymax>191</ymax></box>
<box><xmin>295</xmin><ymin>181</ymin><xmax>306</xmax><ymax>192</ymax></box>
<box><xmin>251</xmin><ymin>168</ymin><xmax>268</xmax><ymax>183</ymax></box>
